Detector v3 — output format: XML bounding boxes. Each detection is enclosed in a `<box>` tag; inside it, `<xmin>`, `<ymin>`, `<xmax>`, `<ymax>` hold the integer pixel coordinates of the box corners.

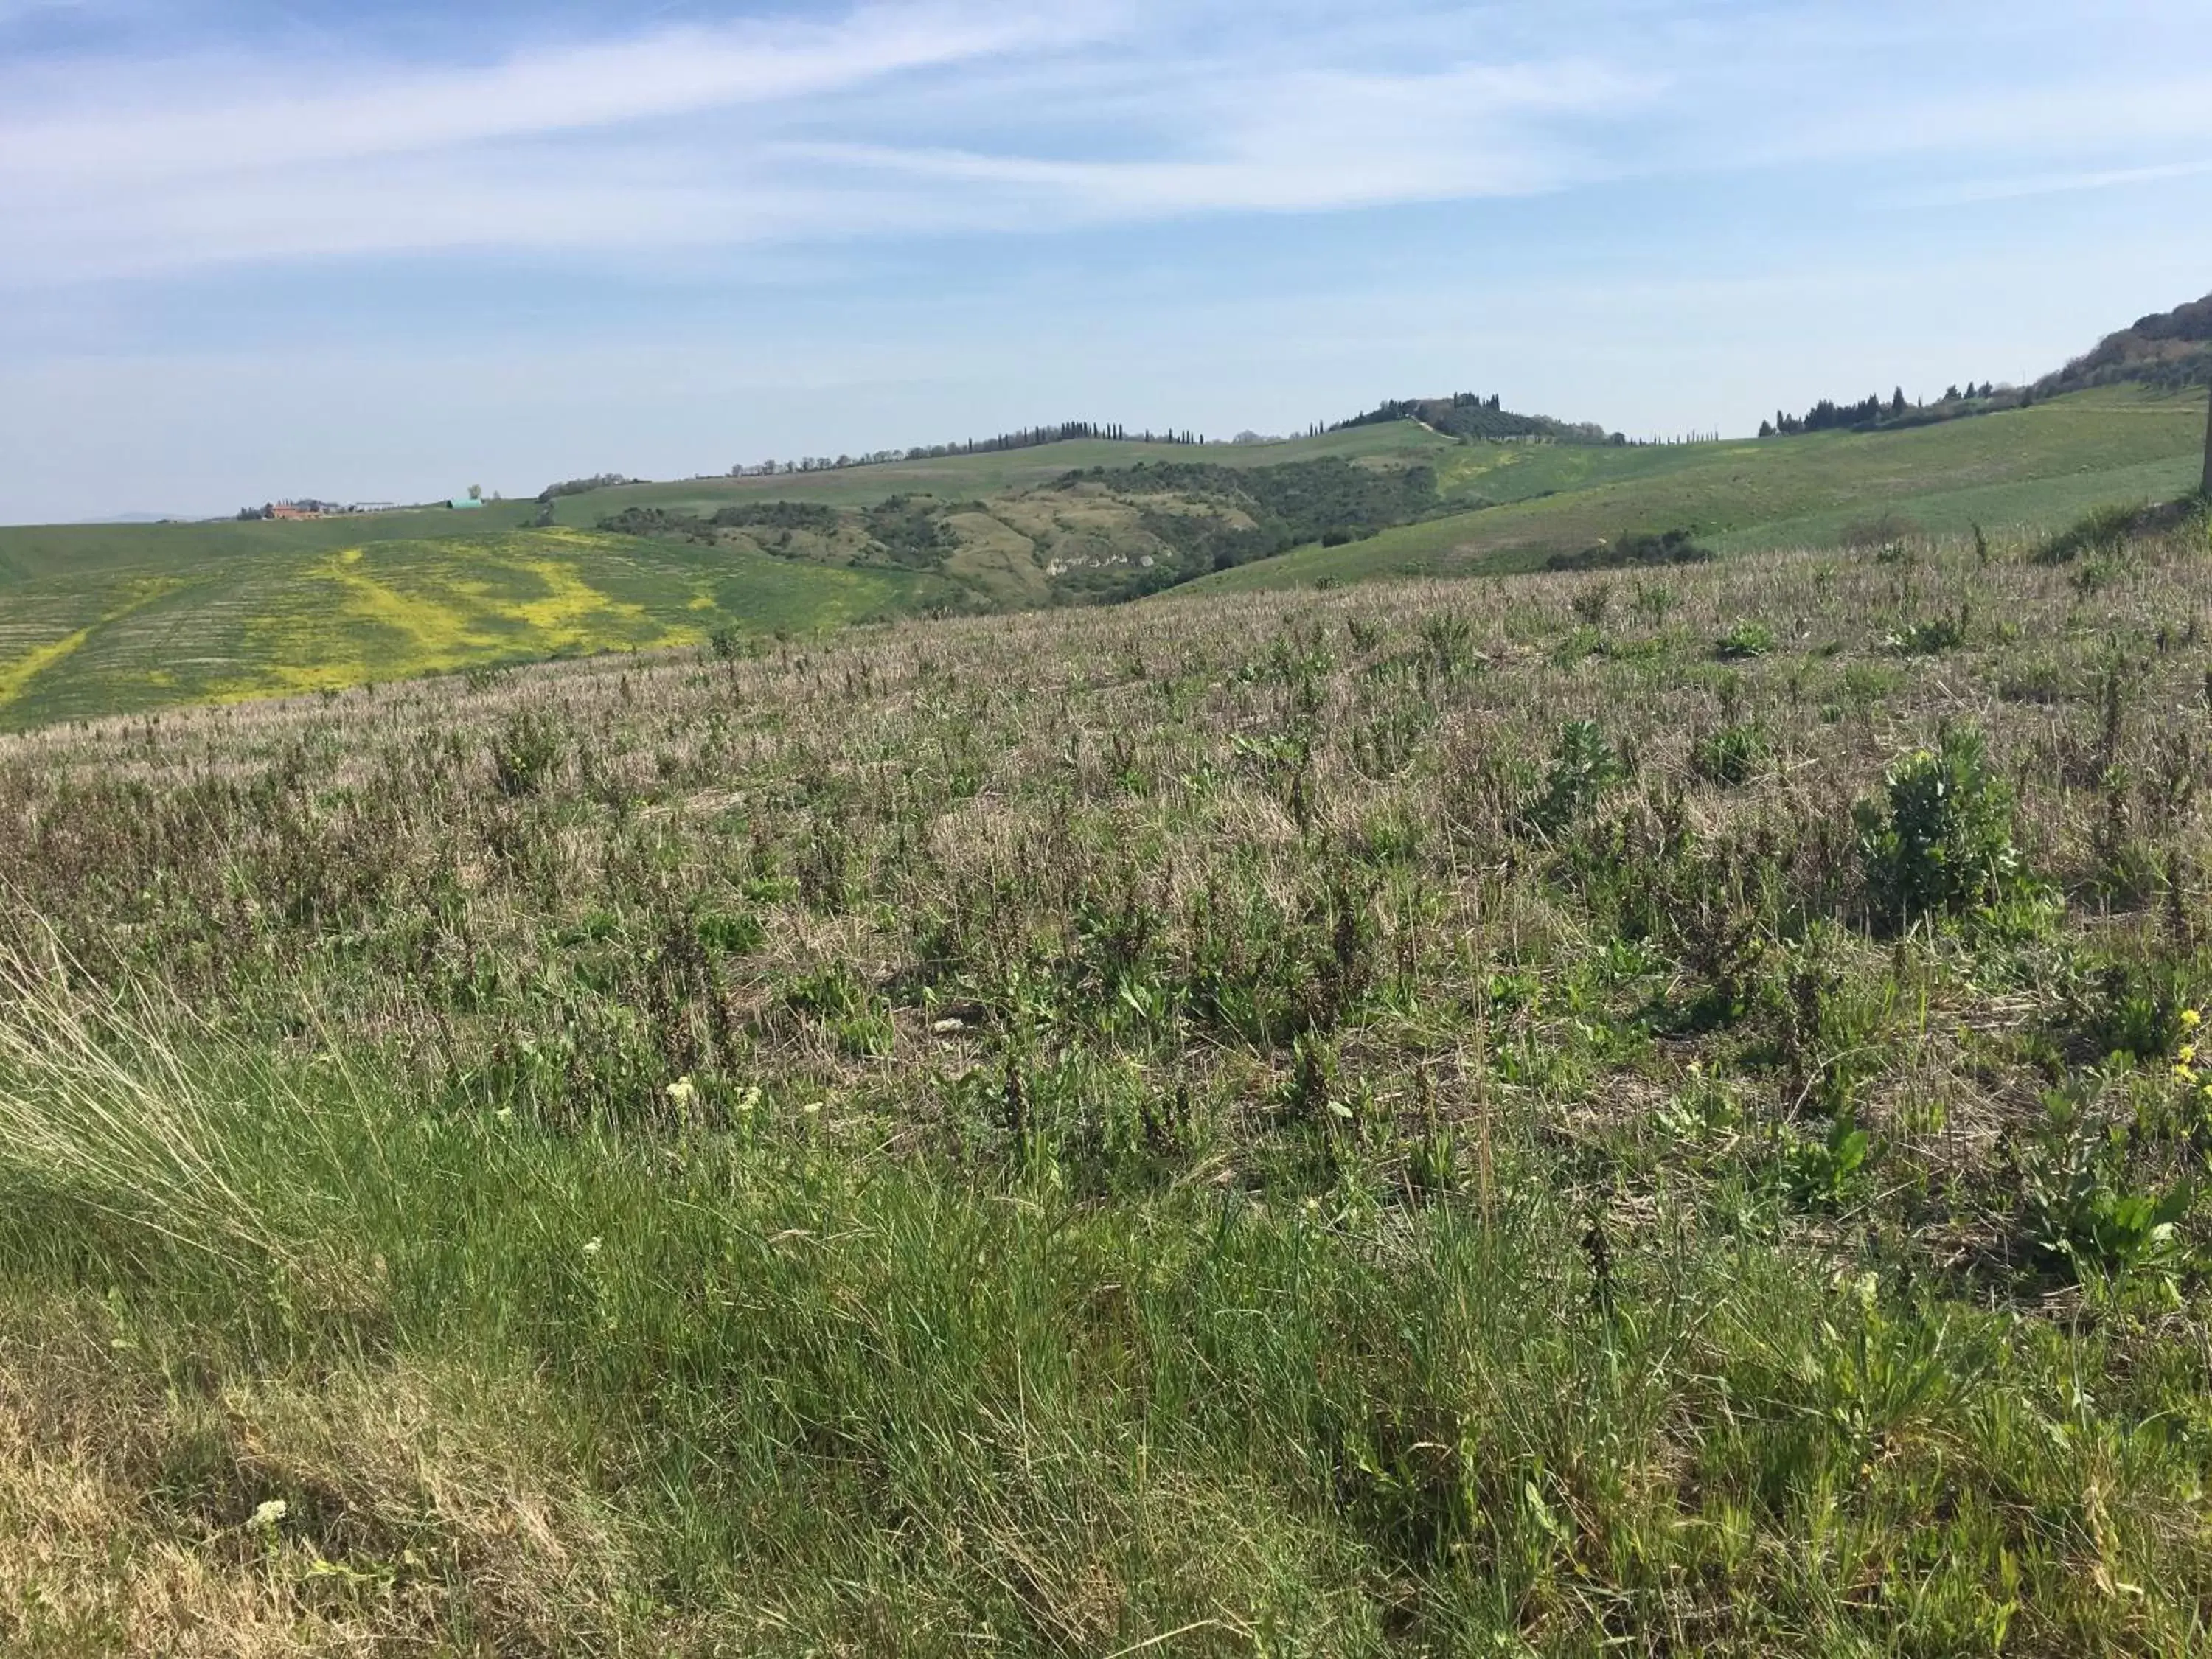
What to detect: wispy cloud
<box><xmin>4</xmin><ymin>3</ymin><xmax>1105</xmax><ymax>184</ymax></box>
<box><xmin>1885</xmin><ymin>156</ymin><xmax>2212</xmax><ymax>210</ymax></box>
<box><xmin>7</xmin><ymin>0</ymin><xmax>2212</xmax><ymax>288</ymax></box>
<box><xmin>795</xmin><ymin>60</ymin><xmax>1648</xmax><ymax>218</ymax></box>
<box><xmin>1</xmin><ymin>1</ymin><xmax>1650</xmax><ymax>282</ymax></box>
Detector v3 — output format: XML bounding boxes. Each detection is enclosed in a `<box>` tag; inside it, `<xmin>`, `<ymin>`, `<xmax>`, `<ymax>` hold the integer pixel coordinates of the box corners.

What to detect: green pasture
<box><xmin>0</xmin><ymin>504</ymin><xmax>542</xmax><ymax>587</ymax></box>
<box><xmin>0</xmin><ymin>529</ymin><xmax>917</xmax><ymax>729</ymax></box>
<box><xmin>1182</xmin><ymin>386</ymin><xmax>2208</xmax><ymax>593</ymax></box>
<box><xmin>543</xmin><ymin>422</ymin><xmax>1463</xmax><ymax>522</ymax></box>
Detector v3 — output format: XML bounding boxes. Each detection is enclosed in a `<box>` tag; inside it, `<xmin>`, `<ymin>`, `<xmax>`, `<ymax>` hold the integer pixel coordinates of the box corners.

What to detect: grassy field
<box><xmin>1183</xmin><ymin>386</ymin><xmax>2208</xmax><ymax>592</ymax></box>
<box><xmin>539</xmin><ymin>423</ymin><xmax>1464</xmax><ymax>522</ymax></box>
<box><xmin>0</xmin><ymin>527</ymin><xmax>930</xmax><ymax>729</ymax></box>
<box><xmin>0</xmin><ymin>504</ymin><xmax>544</xmax><ymax>585</ymax></box>
<box><xmin>4</xmin><ymin>499</ymin><xmax>2212</xmax><ymax>1652</ymax></box>
<box><xmin>0</xmin><ymin>433</ymin><xmax>1452</xmax><ymax>729</ymax></box>
<box><xmin>0</xmin><ymin>388</ymin><xmax>2199</xmax><ymax>731</ymax></box>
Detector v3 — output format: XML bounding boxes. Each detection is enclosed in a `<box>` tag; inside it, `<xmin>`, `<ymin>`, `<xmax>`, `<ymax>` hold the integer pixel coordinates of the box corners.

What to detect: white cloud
<box><xmin>793</xmin><ymin>60</ymin><xmax>1649</xmax><ymax>218</ymax></box>
<box><xmin>1</xmin><ymin>1</ymin><xmax>1651</xmax><ymax>282</ymax></box>
<box><xmin>1</xmin><ymin>3</ymin><xmax>1107</xmax><ymax>185</ymax></box>
<box><xmin>5</xmin><ymin>0</ymin><xmax>2212</xmax><ymax>288</ymax></box>
<box><xmin>1883</xmin><ymin>157</ymin><xmax>2212</xmax><ymax>211</ymax></box>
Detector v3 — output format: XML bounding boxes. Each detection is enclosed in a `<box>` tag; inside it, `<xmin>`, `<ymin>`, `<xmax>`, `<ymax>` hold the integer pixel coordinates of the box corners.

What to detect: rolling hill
<box><xmin>0</xmin><ymin>525</ymin><xmax>932</xmax><ymax>728</ymax></box>
<box><xmin>0</xmin><ymin>363</ymin><xmax>2204</xmax><ymax>731</ymax></box>
<box><xmin>1178</xmin><ymin>384</ymin><xmax>2207</xmax><ymax>595</ymax></box>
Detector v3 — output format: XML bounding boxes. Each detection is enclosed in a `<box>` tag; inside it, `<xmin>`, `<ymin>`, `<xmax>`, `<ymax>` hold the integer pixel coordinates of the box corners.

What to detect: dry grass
<box><xmin>2</xmin><ymin>511</ymin><xmax>2212</xmax><ymax>1652</ymax></box>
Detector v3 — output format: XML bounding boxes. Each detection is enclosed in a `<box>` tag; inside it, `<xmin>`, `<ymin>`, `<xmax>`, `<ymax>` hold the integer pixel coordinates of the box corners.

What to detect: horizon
<box><xmin>5</xmin><ymin>0</ymin><xmax>2211</xmax><ymax>524</ymax></box>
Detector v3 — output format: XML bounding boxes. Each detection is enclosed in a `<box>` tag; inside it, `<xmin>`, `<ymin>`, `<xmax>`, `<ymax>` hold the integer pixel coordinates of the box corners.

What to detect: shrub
<box><xmin>490</xmin><ymin>709</ymin><xmax>566</xmax><ymax>798</ymax></box>
<box><xmin>1715</xmin><ymin>621</ymin><xmax>1775</xmax><ymax>661</ymax></box>
<box><xmin>1413</xmin><ymin>609</ymin><xmax>1481</xmax><ymax>685</ymax></box>
<box><xmin>1854</xmin><ymin>726</ymin><xmax>2023</xmax><ymax>929</ymax></box>
<box><xmin>1544</xmin><ymin>528</ymin><xmax>1712</xmax><ymax>573</ymax></box>
<box><xmin>1839</xmin><ymin>513</ymin><xmax>1924</xmax><ymax>551</ymax></box>
<box><xmin>2021</xmin><ymin>1103</ymin><xmax>2191</xmax><ymax>1279</ymax></box>
<box><xmin>1563</xmin><ymin>584</ymin><xmax>1613</xmax><ymax>632</ymax></box>
<box><xmin>2036</xmin><ymin>501</ymin><xmax>2143</xmax><ymax>565</ymax></box>
<box><xmin>1691</xmin><ymin>722</ymin><xmax>1767</xmax><ymax>787</ymax></box>
<box><xmin>1885</xmin><ymin>608</ymin><xmax>1968</xmax><ymax>656</ymax></box>
<box><xmin>1528</xmin><ymin>719</ymin><xmax>1627</xmax><ymax>833</ymax></box>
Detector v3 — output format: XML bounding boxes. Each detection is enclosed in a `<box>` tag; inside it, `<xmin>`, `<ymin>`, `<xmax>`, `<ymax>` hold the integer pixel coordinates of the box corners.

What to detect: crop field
<box><xmin>4</xmin><ymin>498</ymin><xmax>2212</xmax><ymax>1652</ymax></box>
<box><xmin>0</xmin><ymin>504</ymin><xmax>545</xmax><ymax>586</ymax></box>
<box><xmin>1186</xmin><ymin>387</ymin><xmax>2208</xmax><ymax>592</ymax></box>
<box><xmin>0</xmin><ymin>528</ymin><xmax>925</xmax><ymax>729</ymax></box>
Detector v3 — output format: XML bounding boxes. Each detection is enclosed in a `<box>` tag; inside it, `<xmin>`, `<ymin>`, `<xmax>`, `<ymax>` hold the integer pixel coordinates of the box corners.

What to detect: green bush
<box><xmin>1528</xmin><ymin>719</ymin><xmax>1627</xmax><ymax>833</ymax></box>
<box><xmin>1854</xmin><ymin>726</ymin><xmax>2023</xmax><ymax>928</ymax></box>
<box><xmin>1715</xmin><ymin>621</ymin><xmax>1775</xmax><ymax>661</ymax></box>
<box><xmin>1885</xmin><ymin>608</ymin><xmax>1969</xmax><ymax>656</ymax></box>
<box><xmin>2022</xmin><ymin>1103</ymin><xmax>2192</xmax><ymax>1280</ymax></box>
<box><xmin>1691</xmin><ymin>722</ymin><xmax>1767</xmax><ymax>787</ymax></box>
<box><xmin>2036</xmin><ymin>501</ymin><xmax>2142</xmax><ymax>565</ymax></box>
<box><xmin>1545</xmin><ymin>528</ymin><xmax>1712</xmax><ymax>573</ymax></box>
<box><xmin>490</xmin><ymin>708</ymin><xmax>566</xmax><ymax>798</ymax></box>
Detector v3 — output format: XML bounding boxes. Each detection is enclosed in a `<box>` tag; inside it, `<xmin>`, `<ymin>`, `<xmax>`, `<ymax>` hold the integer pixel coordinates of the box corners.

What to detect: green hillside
<box><xmin>0</xmin><ymin>502</ymin><xmax>540</xmax><ymax>586</ymax></box>
<box><xmin>1180</xmin><ymin>386</ymin><xmax>2205</xmax><ymax>594</ymax></box>
<box><xmin>0</xmin><ymin>428</ymin><xmax>1460</xmax><ymax>728</ymax></box>
<box><xmin>0</xmin><ymin>387</ymin><xmax>2199</xmax><ymax>730</ymax></box>
<box><xmin>0</xmin><ymin>528</ymin><xmax>925</xmax><ymax>728</ymax></box>
<box><xmin>539</xmin><ymin>422</ymin><xmax>1459</xmax><ymax>522</ymax></box>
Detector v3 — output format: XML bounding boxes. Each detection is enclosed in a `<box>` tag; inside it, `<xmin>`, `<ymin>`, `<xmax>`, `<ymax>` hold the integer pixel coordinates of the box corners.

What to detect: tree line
<box><xmin>728</xmin><ymin>422</ymin><xmax>1207</xmax><ymax>479</ymax></box>
<box><xmin>1760</xmin><ymin>384</ymin><xmax>2012</xmax><ymax>439</ymax></box>
<box><xmin>1334</xmin><ymin>393</ymin><xmax>1619</xmax><ymax>446</ymax></box>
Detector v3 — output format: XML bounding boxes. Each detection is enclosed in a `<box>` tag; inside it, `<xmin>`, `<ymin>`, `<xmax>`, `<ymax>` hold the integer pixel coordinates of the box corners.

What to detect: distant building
<box><xmin>268</xmin><ymin>499</ymin><xmax>339</xmax><ymax>520</ymax></box>
<box><xmin>448</xmin><ymin>495</ymin><xmax>485</xmax><ymax>511</ymax></box>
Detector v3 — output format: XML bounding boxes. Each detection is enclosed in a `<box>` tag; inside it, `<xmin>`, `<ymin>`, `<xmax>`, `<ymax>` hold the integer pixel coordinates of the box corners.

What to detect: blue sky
<box><xmin>3</xmin><ymin>0</ymin><xmax>2210</xmax><ymax>521</ymax></box>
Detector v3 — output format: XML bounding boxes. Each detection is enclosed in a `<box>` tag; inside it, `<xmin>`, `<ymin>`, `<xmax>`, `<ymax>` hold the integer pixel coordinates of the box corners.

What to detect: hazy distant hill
<box><xmin>2037</xmin><ymin>291</ymin><xmax>2212</xmax><ymax>395</ymax></box>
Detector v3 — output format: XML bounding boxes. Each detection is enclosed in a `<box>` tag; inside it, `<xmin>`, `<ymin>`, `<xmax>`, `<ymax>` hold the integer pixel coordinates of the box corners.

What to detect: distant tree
<box><xmin>1891</xmin><ymin>387</ymin><xmax>1907</xmax><ymax>416</ymax></box>
<box><xmin>468</xmin><ymin>484</ymin><xmax>483</xmax><ymax>501</ymax></box>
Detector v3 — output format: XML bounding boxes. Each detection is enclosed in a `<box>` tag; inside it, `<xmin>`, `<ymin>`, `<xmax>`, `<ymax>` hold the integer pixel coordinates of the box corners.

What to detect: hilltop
<box><xmin>1184</xmin><ymin>383</ymin><xmax>2207</xmax><ymax>594</ymax></box>
<box><xmin>1753</xmin><ymin>287</ymin><xmax>2212</xmax><ymax>440</ymax></box>
<box><xmin>1331</xmin><ymin>392</ymin><xmax>1620</xmax><ymax>445</ymax></box>
<box><xmin>2039</xmin><ymin>288</ymin><xmax>2212</xmax><ymax>395</ymax></box>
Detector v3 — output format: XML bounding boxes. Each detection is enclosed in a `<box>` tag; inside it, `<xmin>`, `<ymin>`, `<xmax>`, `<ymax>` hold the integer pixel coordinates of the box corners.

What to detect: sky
<box><xmin>2</xmin><ymin>0</ymin><xmax>2210</xmax><ymax>523</ymax></box>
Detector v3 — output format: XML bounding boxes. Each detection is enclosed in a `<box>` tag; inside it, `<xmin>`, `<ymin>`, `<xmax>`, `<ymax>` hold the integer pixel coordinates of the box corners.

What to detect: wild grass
<box><xmin>4</xmin><ymin>504</ymin><xmax>2212</xmax><ymax>1651</ymax></box>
